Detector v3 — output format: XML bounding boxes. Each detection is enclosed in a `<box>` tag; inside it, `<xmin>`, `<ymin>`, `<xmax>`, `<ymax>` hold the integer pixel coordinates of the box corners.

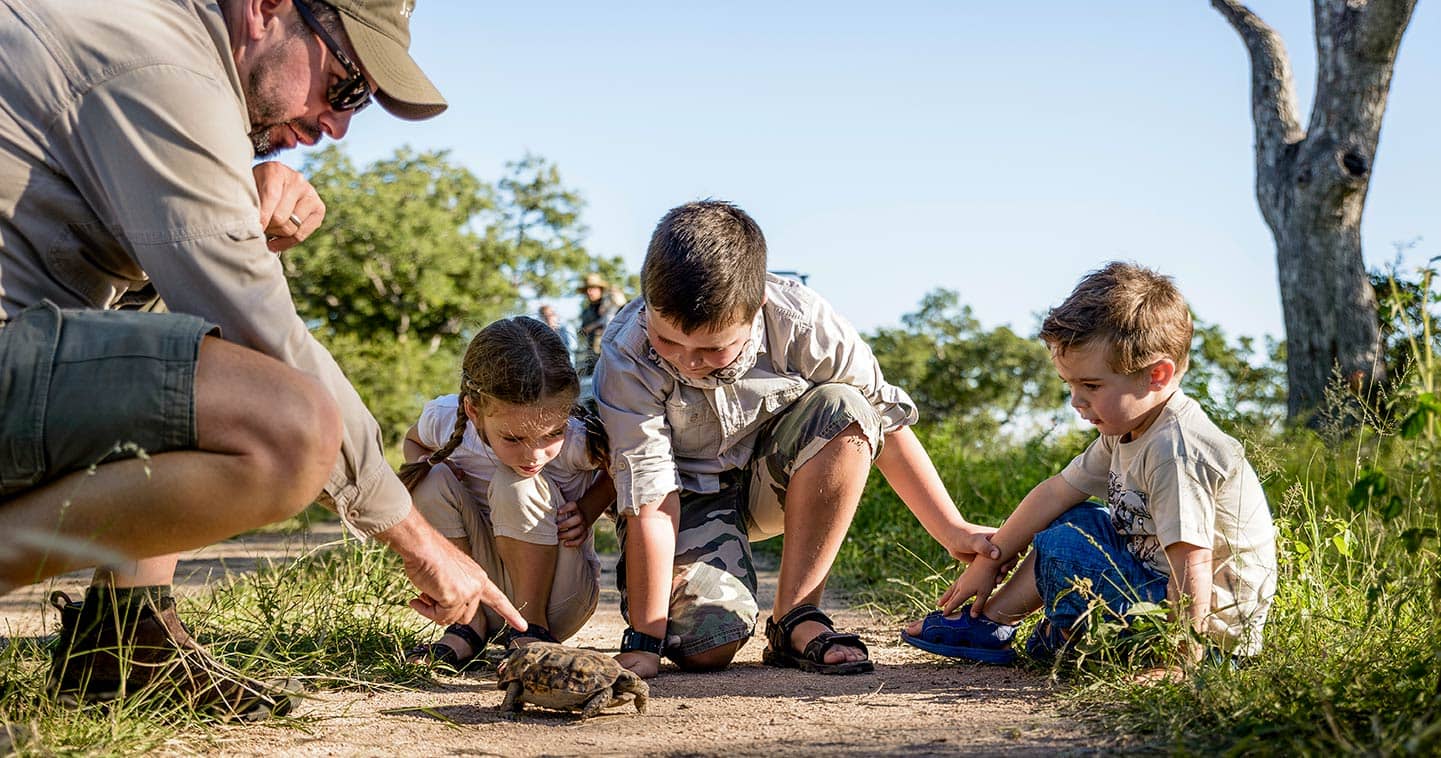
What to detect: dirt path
<box><xmin>3</xmin><ymin>528</ymin><xmax>1105</xmax><ymax>756</ymax></box>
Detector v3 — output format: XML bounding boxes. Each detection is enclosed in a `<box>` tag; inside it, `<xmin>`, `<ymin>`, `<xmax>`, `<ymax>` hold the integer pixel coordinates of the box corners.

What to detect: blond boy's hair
<box><xmin>1040</xmin><ymin>261</ymin><xmax>1192</xmax><ymax>375</ymax></box>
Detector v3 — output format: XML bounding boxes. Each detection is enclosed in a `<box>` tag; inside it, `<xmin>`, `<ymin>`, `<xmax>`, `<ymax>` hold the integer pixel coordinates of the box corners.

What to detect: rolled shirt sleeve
<box><xmin>593</xmin><ymin>314</ymin><xmax>682</xmax><ymax>515</ymax></box>
<box><xmin>51</xmin><ymin>64</ymin><xmax>410</xmax><ymax>535</ymax></box>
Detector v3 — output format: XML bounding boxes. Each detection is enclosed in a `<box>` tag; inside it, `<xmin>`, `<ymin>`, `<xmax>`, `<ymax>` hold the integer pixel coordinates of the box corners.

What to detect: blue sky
<box><xmin>307</xmin><ymin>1</ymin><xmax>1440</xmax><ymax>343</ymax></box>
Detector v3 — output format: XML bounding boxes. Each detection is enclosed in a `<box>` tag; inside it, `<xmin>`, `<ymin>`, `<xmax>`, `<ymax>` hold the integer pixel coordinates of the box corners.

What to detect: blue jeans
<box><xmin>1032</xmin><ymin>502</ymin><xmax>1168</xmax><ymax>632</ymax></box>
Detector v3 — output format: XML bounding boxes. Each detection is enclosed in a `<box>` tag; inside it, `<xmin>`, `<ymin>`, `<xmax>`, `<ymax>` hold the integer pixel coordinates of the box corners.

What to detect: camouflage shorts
<box><xmin>616</xmin><ymin>383</ymin><xmax>882</xmax><ymax>658</ymax></box>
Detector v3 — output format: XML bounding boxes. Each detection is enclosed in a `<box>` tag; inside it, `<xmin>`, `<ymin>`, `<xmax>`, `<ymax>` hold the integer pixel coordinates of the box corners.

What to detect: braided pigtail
<box><xmin>398</xmin><ymin>392</ymin><xmax>471</xmax><ymax>492</ymax></box>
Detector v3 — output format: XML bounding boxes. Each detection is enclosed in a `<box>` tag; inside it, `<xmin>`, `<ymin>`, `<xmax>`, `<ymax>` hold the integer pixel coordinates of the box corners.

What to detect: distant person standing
<box><xmin>539</xmin><ymin>304</ymin><xmax>577</xmax><ymax>360</ymax></box>
<box><xmin>576</xmin><ymin>273</ymin><xmax>617</xmax><ymax>375</ymax></box>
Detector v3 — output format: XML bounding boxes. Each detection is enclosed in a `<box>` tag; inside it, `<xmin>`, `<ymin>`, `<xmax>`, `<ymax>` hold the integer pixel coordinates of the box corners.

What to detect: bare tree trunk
<box><xmin>1212</xmin><ymin>0</ymin><xmax>1416</xmax><ymax>422</ymax></box>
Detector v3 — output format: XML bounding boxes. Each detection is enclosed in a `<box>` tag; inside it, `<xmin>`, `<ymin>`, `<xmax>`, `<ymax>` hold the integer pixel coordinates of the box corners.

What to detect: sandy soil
<box><xmin>2</xmin><ymin>527</ymin><xmax>1109</xmax><ymax>757</ymax></box>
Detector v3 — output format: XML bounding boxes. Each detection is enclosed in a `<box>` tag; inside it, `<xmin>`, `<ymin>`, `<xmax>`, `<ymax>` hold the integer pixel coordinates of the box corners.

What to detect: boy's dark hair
<box><xmin>641</xmin><ymin>200</ymin><xmax>767</xmax><ymax>333</ymax></box>
<box><xmin>398</xmin><ymin>316</ymin><xmax>607</xmax><ymax>491</ymax></box>
<box><xmin>1040</xmin><ymin>261</ymin><xmax>1192</xmax><ymax>375</ymax></box>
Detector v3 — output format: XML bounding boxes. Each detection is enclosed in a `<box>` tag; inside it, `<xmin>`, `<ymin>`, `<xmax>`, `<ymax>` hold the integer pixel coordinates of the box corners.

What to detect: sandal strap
<box><xmin>766</xmin><ymin>603</ymin><xmax>838</xmax><ymax>652</ymax></box>
<box><xmin>803</xmin><ymin>631</ymin><xmax>869</xmax><ymax>662</ymax></box>
<box><xmin>773</xmin><ymin>603</ymin><xmax>834</xmax><ymax>634</ymax></box>
<box><xmin>49</xmin><ymin>590</ymin><xmax>75</xmax><ymax>611</ymax></box>
<box><xmin>495</xmin><ymin>623</ymin><xmax>558</xmax><ymax>648</ymax></box>
<box><xmin>444</xmin><ymin>622</ymin><xmax>487</xmax><ymax>652</ymax></box>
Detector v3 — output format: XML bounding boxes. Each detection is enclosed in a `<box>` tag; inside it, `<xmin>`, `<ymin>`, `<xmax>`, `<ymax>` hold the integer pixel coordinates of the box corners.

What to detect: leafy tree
<box><xmin>1183</xmin><ymin>319</ymin><xmax>1287</xmax><ymax>432</ymax></box>
<box><xmin>287</xmin><ymin>146</ymin><xmax>513</xmax><ymax>350</ymax></box>
<box><xmin>284</xmin><ymin>146</ymin><xmax>626</xmax><ymax>443</ymax></box>
<box><xmin>321</xmin><ymin>333</ymin><xmax>459</xmax><ymax>446</ymax></box>
<box><xmin>1212</xmin><ymin>0</ymin><xmax>1417</xmax><ymax>422</ymax></box>
<box><xmin>870</xmin><ymin>289</ymin><xmax>1065</xmax><ymax>436</ymax></box>
<box><xmin>491</xmin><ymin>153</ymin><xmax>592</xmax><ymax>299</ymax></box>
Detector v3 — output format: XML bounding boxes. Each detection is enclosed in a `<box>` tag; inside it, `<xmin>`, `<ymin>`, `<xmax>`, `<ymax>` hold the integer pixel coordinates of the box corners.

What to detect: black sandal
<box><xmin>406</xmin><ymin>623</ymin><xmax>487</xmax><ymax>672</ymax></box>
<box><xmin>762</xmin><ymin>604</ymin><xmax>874</xmax><ymax>675</ymax></box>
<box><xmin>494</xmin><ymin>623</ymin><xmax>559</xmax><ymax>650</ymax></box>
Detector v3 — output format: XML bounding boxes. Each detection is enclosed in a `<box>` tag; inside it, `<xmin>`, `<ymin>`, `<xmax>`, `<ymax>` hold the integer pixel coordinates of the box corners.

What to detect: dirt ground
<box><xmin>2</xmin><ymin>527</ymin><xmax>1110</xmax><ymax>757</ymax></box>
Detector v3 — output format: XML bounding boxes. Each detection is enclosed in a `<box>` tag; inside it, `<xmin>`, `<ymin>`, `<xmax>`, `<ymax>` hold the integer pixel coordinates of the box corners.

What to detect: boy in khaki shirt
<box><xmin>902</xmin><ymin>262</ymin><xmax>1277</xmax><ymax>669</ymax></box>
<box><xmin>593</xmin><ymin>200</ymin><xmax>998</xmax><ymax>678</ymax></box>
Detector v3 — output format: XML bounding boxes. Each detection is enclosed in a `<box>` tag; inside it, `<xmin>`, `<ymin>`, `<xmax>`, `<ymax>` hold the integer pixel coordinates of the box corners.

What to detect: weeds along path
<box><xmin>0</xmin><ymin>522</ymin><xmax>352</xmax><ymax>640</ymax></box>
<box><xmin>2</xmin><ymin>524</ymin><xmax>1101</xmax><ymax>756</ymax></box>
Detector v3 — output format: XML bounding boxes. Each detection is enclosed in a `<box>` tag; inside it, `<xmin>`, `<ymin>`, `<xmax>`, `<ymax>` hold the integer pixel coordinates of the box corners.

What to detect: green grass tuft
<box><xmin>0</xmin><ymin>537</ymin><xmax>445</xmax><ymax>754</ymax></box>
<box><xmin>832</xmin><ymin>413</ymin><xmax>1441</xmax><ymax>753</ymax></box>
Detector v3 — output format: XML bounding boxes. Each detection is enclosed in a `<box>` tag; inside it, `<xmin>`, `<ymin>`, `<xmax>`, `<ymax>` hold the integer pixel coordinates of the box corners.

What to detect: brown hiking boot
<box><xmin>46</xmin><ymin>588</ymin><xmax>302</xmax><ymax>721</ymax></box>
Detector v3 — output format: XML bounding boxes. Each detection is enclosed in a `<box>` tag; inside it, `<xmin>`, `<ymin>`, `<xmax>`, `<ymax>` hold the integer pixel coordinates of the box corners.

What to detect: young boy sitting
<box><xmin>594</xmin><ymin>200</ymin><xmax>999</xmax><ymax>679</ymax></box>
<box><xmin>902</xmin><ymin>262</ymin><xmax>1277</xmax><ymax>667</ymax></box>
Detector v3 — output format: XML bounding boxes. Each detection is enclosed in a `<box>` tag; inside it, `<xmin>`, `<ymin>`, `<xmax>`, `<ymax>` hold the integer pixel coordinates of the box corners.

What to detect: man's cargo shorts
<box><xmin>1</xmin><ymin>301</ymin><xmax>212</xmax><ymax>497</ymax></box>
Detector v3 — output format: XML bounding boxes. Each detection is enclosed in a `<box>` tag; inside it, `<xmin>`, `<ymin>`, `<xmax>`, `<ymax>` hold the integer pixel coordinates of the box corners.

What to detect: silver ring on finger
<box><xmin>288</xmin><ymin>212</ymin><xmax>303</xmax><ymax>229</ymax></box>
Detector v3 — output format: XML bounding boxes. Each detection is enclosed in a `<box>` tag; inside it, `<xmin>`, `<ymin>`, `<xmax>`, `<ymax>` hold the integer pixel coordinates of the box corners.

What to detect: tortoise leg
<box><xmin>578</xmin><ymin>687</ymin><xmax>613</xmax><ymax>720</ymax></box>
<box><xmin>631</xmin><ymin>685</ymin><xmax>654</xmax><ymax>717</ymax></box>
<box><xmin>499</xmin><ymin>682</ymin><xmax>526</xmax><ymax>716</ymax></box>
<box><xmin>620</xmin><ymin>674</ymin><xmax>649</xmax><ymax>714</ymax></box>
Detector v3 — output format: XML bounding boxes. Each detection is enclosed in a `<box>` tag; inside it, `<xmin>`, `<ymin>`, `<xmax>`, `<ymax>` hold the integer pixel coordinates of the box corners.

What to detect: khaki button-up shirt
<box><xmin>594</xmin><ymin>274</ymin><xmax>918</xmax><ymax>515</ymax></box>
<box><xmin>0</xmin><ymin>0</ymin><xmax>409</xmax><ymax>535</ymax></box>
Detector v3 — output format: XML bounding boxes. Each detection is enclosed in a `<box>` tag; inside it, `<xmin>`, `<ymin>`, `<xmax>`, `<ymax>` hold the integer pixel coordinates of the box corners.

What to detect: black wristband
<box><xmin>620</xmin><ymin>627</ymin><xmax>664</xmax><ymax>656</ymax></box>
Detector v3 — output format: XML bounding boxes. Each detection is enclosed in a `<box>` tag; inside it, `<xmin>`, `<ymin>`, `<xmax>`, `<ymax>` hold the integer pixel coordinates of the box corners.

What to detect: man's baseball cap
<box><xmin>326</xmin><ymin>0</ymin><xmax>446</xmax><ymax>121</ymax></box>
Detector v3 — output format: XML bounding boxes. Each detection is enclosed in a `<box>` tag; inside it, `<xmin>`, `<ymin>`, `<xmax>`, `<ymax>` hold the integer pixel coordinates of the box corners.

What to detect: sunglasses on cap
<box><xmin>293</xmin><ymin>0</ymin><xmax>372</xmax><ymax>112</ymax></box>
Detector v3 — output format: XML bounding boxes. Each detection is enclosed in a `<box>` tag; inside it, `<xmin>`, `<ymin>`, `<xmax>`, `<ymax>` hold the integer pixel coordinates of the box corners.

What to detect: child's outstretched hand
<box><xmin>937</xmin><ymin>559</ymin><xmax>1002</xmax><ymax>617</ymax></box>
<box><xmin>615</xmin><ymin>650</ymin><xmax>661</xmax><ymax>679</ymax></box>
<box><xmin>943</xmin><ymin>523</ymin><xmax>1001</xmax><ymax>565</ymax></box>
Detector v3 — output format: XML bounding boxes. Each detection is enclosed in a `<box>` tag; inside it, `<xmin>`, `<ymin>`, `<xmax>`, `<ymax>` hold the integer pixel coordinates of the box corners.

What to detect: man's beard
<box><xmin>248</xmin><ymin>118</ymin><xmax>323</xmax><ymax>158</ymax></box>
<box><xmin>245</xmin><ymin>56</ymin><xmax>324</xmax><ymax>158</ymax></box>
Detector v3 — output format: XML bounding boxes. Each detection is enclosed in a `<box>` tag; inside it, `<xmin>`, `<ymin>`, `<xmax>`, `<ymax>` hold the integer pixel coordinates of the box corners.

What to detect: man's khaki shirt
<box><xmin>0</xmin><ymin>0</ymin><xmax>409</xmax><ymax>535</ymax></box>
<box><xmin>594</xmin><ymin>274</ymin><xmax>918</xmax><ymax>515</ymax></box>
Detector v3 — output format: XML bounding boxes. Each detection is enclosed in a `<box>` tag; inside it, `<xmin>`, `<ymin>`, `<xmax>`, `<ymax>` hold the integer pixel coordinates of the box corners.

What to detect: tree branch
<box><xmin>1309</xmin><ymin>0</ymin><xmax>1417</xmax><ymax>151</ymax></box>
<box><xmin>1211</xmin><ymin>0</ymin><xmax>1305</xmax><ymax>165</ymax></box>
<box><xmin>1330</xmin><ymin>0</ymin><xmax>1417</xmax><ymax>58</ymax></box>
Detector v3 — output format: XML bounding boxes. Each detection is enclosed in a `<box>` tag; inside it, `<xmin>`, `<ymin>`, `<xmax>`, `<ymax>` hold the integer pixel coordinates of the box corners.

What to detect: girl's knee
<box><xmin>544</xmin><ymin>583</ymin><xmax>600</xmax><ymax>641</ymax></box>
<box><xmin>413</xmin><ymin>461</ymin><xmax>464</xmax><ymax>495</ymax></box>
<box><xmin>410</xmin><ymin>465</ymin><xmax>471</xmax><ymax>530</ymax></box>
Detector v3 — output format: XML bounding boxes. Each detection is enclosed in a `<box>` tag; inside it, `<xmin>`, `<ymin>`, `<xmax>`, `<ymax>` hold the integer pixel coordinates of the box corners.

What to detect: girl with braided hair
<box><xmin>400</xmin><ymin>316</ymin><xmax>613</xmax><ymax>671</ymax></box>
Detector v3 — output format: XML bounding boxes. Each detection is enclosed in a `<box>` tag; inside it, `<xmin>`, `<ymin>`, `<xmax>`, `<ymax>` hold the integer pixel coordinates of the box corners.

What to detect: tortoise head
<box><xmin>495</xmin><ymin>646</ymin><xmax>530</xmax><ymax>685</ymax></box>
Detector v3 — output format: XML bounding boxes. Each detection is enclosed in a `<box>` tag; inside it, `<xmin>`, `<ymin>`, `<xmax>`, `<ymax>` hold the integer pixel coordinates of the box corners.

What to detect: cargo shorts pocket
<box><xmin>0</xmin><ymin>302</ymin><xmax>63</xmax><ymax>495</ymax></box>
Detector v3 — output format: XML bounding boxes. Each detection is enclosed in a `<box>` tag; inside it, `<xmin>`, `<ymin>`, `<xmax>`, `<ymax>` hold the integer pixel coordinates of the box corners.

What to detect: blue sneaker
<box><xmin>900</xmin><ymin>606</ymin><xmax>1017</xmax><ymax>664</ymax></box>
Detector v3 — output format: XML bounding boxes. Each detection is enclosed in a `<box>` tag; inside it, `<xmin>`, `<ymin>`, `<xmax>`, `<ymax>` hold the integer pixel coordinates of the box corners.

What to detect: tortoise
<box><xmin>496</xmin><ymin>642</ymin><xmax>649</xmax><ymax>719</ymax></box>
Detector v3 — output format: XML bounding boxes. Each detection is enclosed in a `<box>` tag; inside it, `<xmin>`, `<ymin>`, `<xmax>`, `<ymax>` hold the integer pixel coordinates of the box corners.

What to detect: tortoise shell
<box><xmin>496</xmin><ymin>642</ymin><xmax>648</xmax><ymax>717</ymax></box>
